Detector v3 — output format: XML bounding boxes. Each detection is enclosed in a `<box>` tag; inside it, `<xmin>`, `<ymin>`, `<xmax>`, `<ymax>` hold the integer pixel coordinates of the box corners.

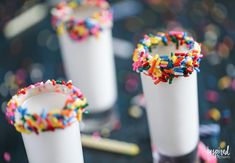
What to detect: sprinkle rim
<box><xmin>132</xmin><ymin>31</ymin><xmax>203</xmax><ymax>84</ymax></box>
<box><xmin>5</xmin><ymin>79</ymin><xmax>88</xmax><ymax>134</ymax></box>
<box><xmin>51</xmin><ymin>0</ymin><xmax>112</xmax><ymax>41</ymax></box>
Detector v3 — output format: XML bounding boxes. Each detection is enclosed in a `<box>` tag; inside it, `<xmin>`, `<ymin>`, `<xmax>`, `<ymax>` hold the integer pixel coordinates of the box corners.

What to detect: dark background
<box><xmin>0</xmin><ymin>0</ymin><xmax>235</xmax><ymax>163</ymax></box>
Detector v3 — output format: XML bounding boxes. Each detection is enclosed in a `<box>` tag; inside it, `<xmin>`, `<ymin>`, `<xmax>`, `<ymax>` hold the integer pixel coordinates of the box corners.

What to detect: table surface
<box><xmin>0</xmin><ymin>0</ymin><xmax>235</xmax><ymax>163</ymax></box>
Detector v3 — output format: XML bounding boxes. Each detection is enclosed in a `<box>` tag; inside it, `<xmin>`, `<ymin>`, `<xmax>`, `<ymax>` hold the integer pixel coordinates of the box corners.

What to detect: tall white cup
<box><xmin>21</xmin><ymin>90</ymin><xmax>84</xmax><ymax>163</ymax></box>
<box><xmin>53</xmin><ymin>1</ymin><xmax>118</xmax><ymax>132</ymax></box>
<box><xmin>5</xmin><ymin>81</ymin><xmax>86</xmax><ymax>163</ymax></box>
<box><xmin>141</xmin><ymin>43</ymin><xmax>199</xmax><ymax>163</ymax></box>
<box><xmin>59</xmin><ymin>28</ymin><xmax>117</xmax><ymax>112</ymax></box>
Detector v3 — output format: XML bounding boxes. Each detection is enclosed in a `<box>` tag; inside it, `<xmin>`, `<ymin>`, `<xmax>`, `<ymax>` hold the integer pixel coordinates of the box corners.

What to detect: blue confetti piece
<box><xmin>194</xmin><ymin>67</ymin><xmax>200</xmax><ymax>72</ymax></box>
<box><xmin>17</xmin><ymin>107</ymin><xmax>27</xmax><ymax>116</ymax></box>
<box><xmin>41</xmin><ymin>109</ymin><xmax>47</xmax><ymax>119</ymax></box>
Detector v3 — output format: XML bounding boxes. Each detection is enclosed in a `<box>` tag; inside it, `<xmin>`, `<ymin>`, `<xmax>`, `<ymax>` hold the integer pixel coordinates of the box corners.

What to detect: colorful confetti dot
<box><xmin>221</xmin><ymin>109</ymin><xmax>231</xmax><ymax>124</ymax></box>
<box><xmin>3</xmin><ymin>152</ymin><xmax>11</xmax><ymax>162</ymax></box>
<box><xmin>207</xmin><ymin>108</ymin><xmax>221</xmax><ymax>121</ymax></box>
<box><xmin>218</xmin><ymin>76</ymin><xmax>232</xmax><ymax>90</ymax></box>
<box><xmin>205</xmin><ymin>90</ymin><xmax>219</xmax><ymax>103</ymax></box>
<box><xmin>100</xmin><ymin>128</ymin><xmax>111</xmax><ymax>138</ymax></box>
<box><xmin>128</xmin><ymin>105</ymin><xmax>143</xmax><ymax>119</ymax></box>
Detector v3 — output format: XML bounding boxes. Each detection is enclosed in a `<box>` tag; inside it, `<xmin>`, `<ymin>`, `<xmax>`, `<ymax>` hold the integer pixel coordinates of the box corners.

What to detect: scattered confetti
<box><xmin>113</xmin><ymin>120</ymin><xmax>121</xmax><ymax>130</ymax></box>
<box><xmin>128</xmin><ymin>105</ymin><xmax>143</xmax><ymax>119</ymax></box>
<box><xmin>124</xmin><ymin>73</ymin><xmax>139</xmax><ymax>93</ymax></box>
<box><xmin>221</xmin><ymin>109</ymin><xmax>231</xmax><ymax>124</ymax></box>
<box><xmin>3</xmin><ymin>152</ymin><xmax>11</xmax><ymax>162</ymax></box>
<box><xmin>92</xmin><ymin>131</ymin><xmax>101</xmax><ymax>139</ymax></box>
<box><xmin>205</xmin><ymin>90</ymin><xmax>219</xmax><ymax>103</ymax></box>
<box><xmin>219</xmin><ymin>141</ymin><xmax>226</xmax><ymax>148</ymax></box>
<box><xmin>0</xmin><ymin>70</ymin><xmax>27</xmax><ymax>98</ymax></box>
<box><xmin>100</xmin><ymin>128</ymin><xmax>111</xmax><ymax>138</ymax></box>
<box><xmin>207</xmin><ymin>108</ymin><xmax>221</xmax><ymax>121</ymax></box>
<box><xmin>218</xmin><ymin>76</ymin><xmax>232</xmax><ymax>90</ymax></box>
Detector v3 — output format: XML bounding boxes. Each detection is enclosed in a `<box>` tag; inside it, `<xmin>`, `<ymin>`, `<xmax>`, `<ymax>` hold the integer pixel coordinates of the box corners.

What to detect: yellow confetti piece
<box><xmin>133</xmin><ymin>51</ymin><xmax>139</xmax><ymax>62</ymax></box>
<box><xmin>30</xmin><ymin>119</ymin><xmax>41</xmax><ymax>130</ymax></box>
<box><xmin>160</xmin><ymin>61</ymin><xmax>168</xmax><ymax>65</ymax></box>
<box><xmin>137</xmin><ymin>44</ymin><xmax>144</xmax><ymax>49</ymax></box>
<box><xmin>49</xmin><ymin>117</ymin><xmax>60</xmax><ymax>127</ymax></box>
<box><xmin>77</xmin><ymin>109</ymin><xmax>83</xmax><ymax>121</ymax></box>
<box><xmin>155</xmin><ymin>57</ymin><xmax>160</xmax><ymax>66</ymax></box>
<box><xmin>57</xmin><ymin>25</ymin><xmax>65</xmax><ymax>35</ymax></box>
<box><xmin>68</xmin><ymin>1</ymin><xmax>78</xmax><ymax>9</ymax></box>
<box><xmin>38</xmin><ymin>122</ymin><xmax>46</xmax><ymax>130</ymax></box>
<box><xmin>92</xmin><ymin>12</ymin><xmax>100</xmax><ymax>19</ymax></box>
<box><xmin>15</xmin><ymin>124</ymin><xmax>31</xmax><ymax>134</ymax></box>
<box><xmin>220</xmin><ymin>141</ymin><xmax>226</xmax><ymax>148</ymax></box>
<box><xmin>186</xmin><ymin>60</ymin><xmax>193</xmax><ymax>66</ymax></box>
<box><xmin>208</xmin><ymin>108</ymin><xmax>221</xmax><ymax>121</ymax></box>
<box><xmin>218</xmin><ymin>76</ymin><xmax>232</xmax><ymax>90</ymax></box>
<box><xmin>128</xmin><ymin>105</ymin><xmax>143</xmax><ymax>119</ymax></box>
<box><xmin>145</xmin><ymin>41</ymin><xmax>151</xmax><ymax>47</ymax></box>
<box><xmin>75</xmin><ymin>26</ymin><xmax>88</xmax><ymax>35</ymax></box>
<box><xmin>149</xmin><ymin>55</ymin><xmax>159</xmax><ymax>64</ymax></box>
<box><xmin>100</xmin><ymin>128</ymin><xmax>111</xmax><ymax>137</ymax></box>
<box><xmin>72</xmin><ymin>100</ymin><xmax>87</xmax><ymax>110</ymax></box>
<box><xmin>152</xmin><ymin>68</ymin><xmax>162</xmax><ymax>77</ymax></box>
<box><xmin>171</xmin><ymin>55</ymin><xmax>177</xmax><ymax>62</ymax></box>
<box><xmin>150</xmin><ymin>37</ymin><xmax>158</xmax><ymax>44</ymax></box>
<box><xmin>187</xmin><ymin>52</ymin><xmax>193</xmax><ymax>56</ymax></box>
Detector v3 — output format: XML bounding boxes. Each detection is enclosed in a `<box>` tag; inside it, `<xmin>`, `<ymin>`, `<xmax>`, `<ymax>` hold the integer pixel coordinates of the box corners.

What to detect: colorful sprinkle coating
<box><xmin>132</xmin><ymin>31</ymin><xmax>203</xmax><ymax>84</ymax></box>
<box><xmin>5</xmin><ymin>80</ymin><xmax>88</xmax><ymax>134</ymax></box>
<box><xmin>51</xmin><ymin>0</ymin><xmax>112</xmax><ymax>41</ymax></box>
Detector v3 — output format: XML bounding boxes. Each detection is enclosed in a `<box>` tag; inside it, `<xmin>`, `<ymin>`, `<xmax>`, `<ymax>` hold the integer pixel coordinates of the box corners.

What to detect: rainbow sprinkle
<box><xmin>132</xmin><ymin>31</ymin><xmax>203</xmax><ymax>84</ymax></box>
<box><xmin>51</xmin><ymin>0</ymin><xmax>112</xmax><ymax>41</ymax></box>
<box><xmin>5</xmin><ymin>80</ymin><xmax>88</xmax><ymax>134</ymax></box>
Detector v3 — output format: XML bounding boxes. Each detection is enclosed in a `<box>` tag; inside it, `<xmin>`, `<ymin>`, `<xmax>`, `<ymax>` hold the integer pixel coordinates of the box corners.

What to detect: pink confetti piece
<box><xmin>198</xmin><ymin>142</ymin><xmax>217</xmax><ymax>163</ymax></box>
<box><xmin>3</xmin><ymin>152</ymin><xmax>11</xmax><ymax>162</ymax></box>
<box><xmin>205</xmin><ymin>90</ymin><xmax>219</xmax><ymax>103</ymax></box>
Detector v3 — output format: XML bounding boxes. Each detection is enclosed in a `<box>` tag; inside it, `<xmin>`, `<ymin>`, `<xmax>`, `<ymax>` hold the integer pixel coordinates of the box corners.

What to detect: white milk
<box><xmin>141</xmin><ymin>43</ymin><xmax>199</xmax><ymax>159</ymax></box>
<box><xmin>58</xmin><ymin>6</ymin><xmax>117</xmax><ymax>113</ymax></box>
<box><xmin>21</xmin><ymin>92</ymin><xmax>84</xmax><ymax>163</ymax></box>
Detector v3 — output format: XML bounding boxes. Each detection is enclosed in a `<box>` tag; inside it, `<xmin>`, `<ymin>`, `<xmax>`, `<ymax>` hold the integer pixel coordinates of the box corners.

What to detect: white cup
<box><xmin>58</xmin><ymin>4</ymin><xmax>117</xmax><ymax>113</ymax></box>
<box><xmin>141</xmin><ymin>43</ymin><xmax>199</xmax><ymax>162</ymax></box>
<box><xmin>21</xmin><ymin>89</ymin><xmax>84</xmax><ymax>163</ymax></box>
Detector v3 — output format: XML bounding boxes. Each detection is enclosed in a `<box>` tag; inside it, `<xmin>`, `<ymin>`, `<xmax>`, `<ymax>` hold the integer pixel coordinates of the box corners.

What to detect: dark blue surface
<box><xmin>0</xmin><ymin>0</ymin><xmax>235</xmax><ymax>163</ymax></box>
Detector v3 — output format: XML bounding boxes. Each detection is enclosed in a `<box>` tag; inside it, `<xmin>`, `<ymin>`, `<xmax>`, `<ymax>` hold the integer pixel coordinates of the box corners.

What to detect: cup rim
<box><xmin>132</xmin><ymin>31</ymin><xmax>203</xmax><ymax>85</ymax></box>
<box><xmin>5</xmin><ymin>79</ymin><xmax>88</xmax><ymax>134</ymax></box>
<box><xmin>51</xmin><ymin>0</ymin><xmax>112</xmax><ymax>41</ymax></box>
